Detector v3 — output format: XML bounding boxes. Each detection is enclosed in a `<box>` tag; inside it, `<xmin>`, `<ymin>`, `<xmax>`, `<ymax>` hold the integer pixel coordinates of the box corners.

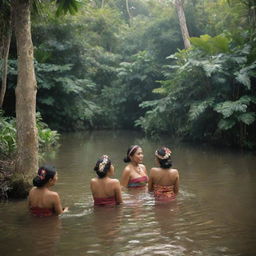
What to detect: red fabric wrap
<box><xmin>94</xmin><ymin>196</ymin><xmax>117</xmax><ymax>206</ymax></box>
<box><xmin>30</xmin><ymin>207</ymin><xmax>54</xmax><ymax>217</ymax></box>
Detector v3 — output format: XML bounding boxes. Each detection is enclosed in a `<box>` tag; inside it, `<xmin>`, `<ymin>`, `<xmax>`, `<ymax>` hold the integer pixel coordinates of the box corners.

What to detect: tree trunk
<box><xmin>13</xmin><ymin>0</ymin><xmax>38</xmax><ymax>175</ymax></box>
<box><xmin>175</xmin><ymin>0</ymin><xmax>191</xmax><ymax>49</ymax></box>
<box><xmin>248</xmin><ymin>0</ymin><xmax>256</xmax><ymax>33</ymax></box>
<box><xmin>0</xmin><ymin>24</ymin><xmax>12</xmax><ymax>108</ymax></box>
<box><xmin>126</xmin><ymin>0</ymin><xmax>132</xmax><ymax>26</ymax></box>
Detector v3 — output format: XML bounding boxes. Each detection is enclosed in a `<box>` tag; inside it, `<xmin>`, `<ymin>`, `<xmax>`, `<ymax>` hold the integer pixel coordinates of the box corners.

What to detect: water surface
<box><xmin>1</xmin><ymin>130</ymin><xmax>256</xmax><ymax>256</ymax></box>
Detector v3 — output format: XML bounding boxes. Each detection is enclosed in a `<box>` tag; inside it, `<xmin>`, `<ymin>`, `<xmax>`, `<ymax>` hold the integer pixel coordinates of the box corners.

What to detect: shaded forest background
<box><xmin>1</xmin><ymin>0</ymin><xmax>256</xmax><ymax>149</ymax></box>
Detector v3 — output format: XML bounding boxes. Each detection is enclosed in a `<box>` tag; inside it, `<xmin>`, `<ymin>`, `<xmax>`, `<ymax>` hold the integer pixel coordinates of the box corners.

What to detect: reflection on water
<box><xmin>0</xmin><ymin>201</ymin><xmax>62</xmax><ymax>256</ymax></box>
<box><xmin>28</xmin><ymin>216</ymin><xmax>61</xmax><ymax>256</ymax></box>
<box><xmin>0</xmin><ymin>130</ymin><xmax>256</xmax><ymax>256</ymax></box>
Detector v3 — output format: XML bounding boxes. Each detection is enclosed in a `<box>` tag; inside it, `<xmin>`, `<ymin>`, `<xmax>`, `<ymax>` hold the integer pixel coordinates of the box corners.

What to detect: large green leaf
<box><xmin>217</xmin><ymin>119</ymin><xmax>236</xmax><ymax>130</ymax></box>
<box><xmin>235</xmin><ymin>71</ymin><xmax>251</xmax><ymax>89</ymax></box>
<box><xmin>152</xmin><ymin>87</ymin><xmax>167</xmax><ymax>94</ymax></box>
<box><xmin>189</xmin><ymin>98</ymin><xmax>214</xmax><ymax>121</ymax></box>
<box><xmin>237</xmin><ymin>112</ymin><xmax>256</xmax><ymax>125</ymax></box>
<box><xmin>234</xmin><ymin>62</ymin><xmax>256</xmax><ymax>89</ymax></box>
<box><xmin>214</xmin><ymin>99</ymin><xmax>248</xmax><ymax>118</ymax></box>
<box><xmin>139</xmin><ymin>100</ymin><xmax>160</xmax><ymax>109</ymax></box>
<box><xmin>190</xmin><ymin>34</ymin><xmax>230</xmax><ymax>55</ymax></box>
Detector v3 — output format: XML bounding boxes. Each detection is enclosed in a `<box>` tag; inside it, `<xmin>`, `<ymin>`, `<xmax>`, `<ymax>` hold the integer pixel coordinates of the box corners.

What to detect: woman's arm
<box><xmin>114</xmin><ymin>180</ymin><xmax>123</xmax><ymax>204</ymax></box>
<box><xmin>148</xmin><ymin>169</ymin><xmax>154</xmax><ymax>192</ymax></box>
<box><xmin>27</xmin><ymin>188</ymin><xmax>33</xmax><ymax>208</ymax></box>
<box><xmin>90</xmin><ymin>179</ymin><xmax>95</xmax><ymax>197</ymax></box>
<box><xmin>52</xmin><ymin>192</ymin><xmax>67</xmax><ymax>215</ymax></box>
<box><xmin>120</xmin><ymin>168</ymin><xmax>130</xmax><ymax>188</ymax></box>
<box><xmin>174</xmin><ymin>170</ymin><xmax>179</xmax><ymax>195</ymax></box>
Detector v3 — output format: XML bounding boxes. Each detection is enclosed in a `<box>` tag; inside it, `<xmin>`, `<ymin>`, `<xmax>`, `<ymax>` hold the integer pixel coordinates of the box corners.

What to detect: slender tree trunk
<box><xmin>101</xmin><ymin>0</ymin><xmax>104</xmax><ymax>8</ymax></box>
<box><xmin>0</xmin><ymin>25</ymin><xmax>12</xmax><ymax>108</ymax></box>
<box><xmin>175</xmin><ymin>0</ymin><xmax>191</xmax><ymax>49</ymax></box>
<box><xmin>248</xmin><ymin>0</ymin><xmax>256</xmax><ymax>35</ymax></box>
<box><xmin>126</xmin><ymin>0</ymin><xmax>132</xmax><ymax>26</ymax></box>
<box><xmin>13</xmin><ymin>0</ymin><xmax>38</xmax><ymax>175</ymax></box>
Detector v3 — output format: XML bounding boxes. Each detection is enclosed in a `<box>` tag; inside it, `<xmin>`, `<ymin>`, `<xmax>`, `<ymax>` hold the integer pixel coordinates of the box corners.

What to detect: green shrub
<box><xmin>0</xmin><ymin>111</ymin><xmax>60</xmax><ymax>157</ymax></box>
<box><xmin>0</xmin><ymin>111</ymin><xmax>16</xmax><ymax>156</ymax></box>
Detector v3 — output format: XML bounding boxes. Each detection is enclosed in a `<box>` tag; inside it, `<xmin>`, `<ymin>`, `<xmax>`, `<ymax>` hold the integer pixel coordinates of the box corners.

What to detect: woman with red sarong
<box><xmin>148</xmin><ymin>147</ymin><xmax>179</xmax><ymax>201</ymax></box>
<box><xmin>28</xmin><ymin>165</ymin><xmax>68</xmax><ymax>217</ymax></box>
<box><xmin>90</xmin><ymin>155</ymin><xmax>123</xmax><ymax>206</ymax></box>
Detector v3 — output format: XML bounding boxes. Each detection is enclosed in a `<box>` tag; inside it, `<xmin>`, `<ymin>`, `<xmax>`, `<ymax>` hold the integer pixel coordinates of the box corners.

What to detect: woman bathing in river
<box><xmin>120</xmin><ymin>145</ymin><xmax>148</xmax><ymax>189</ymax></box>
<box><xmin>28</xmin><ymin>165</ymin><xmax>68</xmax><ymax>217</ymax></box>
<box><xmin>90</xmin><ymin>155</ymin><xmax>123</xmax><ymax>206</ymax></box>
<box><xmin>148</xmin><ymin>147</ymin><xmax>179</xmax><ymax>201</ymax></box>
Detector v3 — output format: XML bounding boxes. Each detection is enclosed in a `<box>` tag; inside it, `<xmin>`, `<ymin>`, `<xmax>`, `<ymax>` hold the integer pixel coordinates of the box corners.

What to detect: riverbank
<box><xmin>0</xmin><ymin>158</ymin><xmax>31</xmax><ymax>200</ymax></box>
<box><xmin>0</xmin><ymin>159</ymin><xmax>14</xmax><ymax>199</ymax></box>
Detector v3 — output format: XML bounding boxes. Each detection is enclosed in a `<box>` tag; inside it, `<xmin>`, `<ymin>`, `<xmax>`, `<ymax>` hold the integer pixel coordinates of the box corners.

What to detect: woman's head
<box><xmin>33</xmin><ymin>165</ymin><xmax>57</xmax><ymax>187</ymax></box>
<box><xmin>123</xmin><ymin>145</ymin><xmax>143</xmax><ymax>163</ymax></box>
<box><xmin>155</xmin><ymin>147</ymin><xmax>172</xmax><ymax>169</ymax></box>
<box><xmin>94</xmin><ymin>155</ymin><xmax>112</xmax><ymax>178</ymax></box>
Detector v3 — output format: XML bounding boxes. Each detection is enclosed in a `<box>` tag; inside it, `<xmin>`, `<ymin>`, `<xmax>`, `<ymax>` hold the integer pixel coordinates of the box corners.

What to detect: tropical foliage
<box><xmin>0</xmin><ymin>111</ymin><xmax>16</xmax><ymax>156</ymax></box>
<box><xmin>1</xmin><ymin>0</ymin><xmax>256</xmax><ymax>148</ymax></box>
<box><xmin>137</xmin><ymin>32</ymin><xmax>256</xmax><ymax>147</ymax></box>
<box><xmin>0</xmin><ymin>111</ymin><xmax>60</xmax><ymax>156</ymax></box>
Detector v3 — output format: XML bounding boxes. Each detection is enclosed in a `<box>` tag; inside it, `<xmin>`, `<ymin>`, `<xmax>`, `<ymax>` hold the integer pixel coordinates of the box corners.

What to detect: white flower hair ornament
<box><xmin>155</xmin><ymin>147</ymin><xmax>172</xmax><ymax>160</ymax></box>
<box><xmin>98</xmin><ymin>155</ymin><xmax>109</xmax><ymax>172</ymax></box>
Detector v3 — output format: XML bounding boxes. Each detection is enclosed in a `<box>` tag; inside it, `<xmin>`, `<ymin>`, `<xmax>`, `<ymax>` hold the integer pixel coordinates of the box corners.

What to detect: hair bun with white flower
<box><xmin>155</xmin><ymin>147</ymin><xmax>172</xmax><ymax>160</ymax></box>
<box><xmin>98</xmin><ymin>155</ymin><xmax>109</xmax><ymax>172</ymax></box>
<box><xmin>94</xmin><ymin>155</ymin><xmax>112</xmax><ymax>178</ymax></box>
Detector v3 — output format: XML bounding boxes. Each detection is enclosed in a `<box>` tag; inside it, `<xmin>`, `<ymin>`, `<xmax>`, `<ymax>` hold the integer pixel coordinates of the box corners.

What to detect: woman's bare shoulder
<box><xmin>111</xmin><ymin>178</ymin><xmax>121</xmax><ymax>184</ymax></box>
<box><xmin>28</xmin><ymin>187</ymin><xmax>36</xmax><ymax>198</ymax></box>
<box><xmin>170</xmin><ymin>168</ymin><xmax>179</xmax><ymax>174</ymax></box>
<box><xmin>90</xmin><ymin>177</ymin><xmax>99</xmax><ymax>183</ymax></box>
<box><xmin>29</xmin><ymin>186</ymin><xmax>36</xmax><ymax>193</ymax></box>
<box><xmin>47</xmin><ymin>190</ymin><xmax>59</xmax><ymax>199</ymax></box>
<box><xmin>150</xmin><ymin>167</ymin><xmax>160</xmax><ymax>172</ymax></box>
<box><xmin>123</xmin><ymin>165</ymin><xmax>132</xmax><ymax>173</ymax></box>
<box><xmin>149</xmin><ymin>167</ymin><xmax>160</xmax><ymax>177</ymax></box>
<box><xmin>139</xmin><ymin>163</ymin><xmax>146</xmax><ymax>169</ymax></box>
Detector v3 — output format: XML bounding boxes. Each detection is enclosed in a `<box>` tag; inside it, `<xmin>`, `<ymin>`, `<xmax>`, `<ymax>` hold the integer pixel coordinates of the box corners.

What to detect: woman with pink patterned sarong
<box><xmin>90</xmin><ymin>155</ymin><xmax>123</xmax><ymax>206</ymax></box>
<box><xmin>148</xmin><ymin>147</ymin><xmax>179</xmax><ymax>201</ymax></box>
<box><xmin>120</xmin><ymin>145</ymin><xmax>148</xmax><ymax>189</ymax></box>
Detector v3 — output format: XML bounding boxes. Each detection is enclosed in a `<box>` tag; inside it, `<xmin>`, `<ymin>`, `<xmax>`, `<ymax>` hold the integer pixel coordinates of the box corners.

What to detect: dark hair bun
<box><xmin>33</xmin><ymin>176</ymin><xmax>43</xmax><ymax>187</ymax></box>
<box><xmin>32</xmin><ymin>165</ymin><xmax>56</xmax><ymax>187</ymax></box>
<box><xmin>159</xmin><ymin>158</ymin><xmax>172</xmax><ymax>169</ymax></box>
<box><xmin>123</xmin><ymin>157</ymin><xmax>130</xmax><ymax>163</ymax></box>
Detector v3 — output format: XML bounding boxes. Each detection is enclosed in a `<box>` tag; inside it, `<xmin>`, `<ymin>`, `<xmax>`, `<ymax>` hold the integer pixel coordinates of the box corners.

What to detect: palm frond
<box><xmin>55</xmin><ymin>0</ymin><xmax>81</xmax><ymax>16</ymax></box>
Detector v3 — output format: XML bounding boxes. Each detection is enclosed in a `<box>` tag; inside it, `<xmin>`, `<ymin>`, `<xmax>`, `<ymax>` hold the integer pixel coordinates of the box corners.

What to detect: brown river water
<box><xmin>0</xmin><ymin>130</ymin><xmax>256</xmax><ymax>256</ymax></box>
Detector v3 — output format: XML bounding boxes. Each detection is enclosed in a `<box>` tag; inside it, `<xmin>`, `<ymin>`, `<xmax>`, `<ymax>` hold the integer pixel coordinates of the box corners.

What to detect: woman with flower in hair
<box><xmin>28</xmin><ymin>165</ymin><xmax>68</xmax><ymax>217</ymax></box>
<box><xmin>148</xmin><ymin>147</ymin><xmax>179</xmax><ymax>201</ymax></box>
<box><xmin>120</xmin><ymin>145</ymin><xmax>148</xmax><ymax>189</ymax></box>
<box><xmin>91</xmin><ymin>155</ymin><xmax>123</xmax><ymax>206</ymax></box>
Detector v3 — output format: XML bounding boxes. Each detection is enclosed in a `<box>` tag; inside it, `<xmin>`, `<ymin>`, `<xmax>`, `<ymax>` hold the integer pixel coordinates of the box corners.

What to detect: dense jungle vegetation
<box><xmin>1</xmin><ymin>0</ymin><xmax>256</xmax><ymax>150</ymax></box>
